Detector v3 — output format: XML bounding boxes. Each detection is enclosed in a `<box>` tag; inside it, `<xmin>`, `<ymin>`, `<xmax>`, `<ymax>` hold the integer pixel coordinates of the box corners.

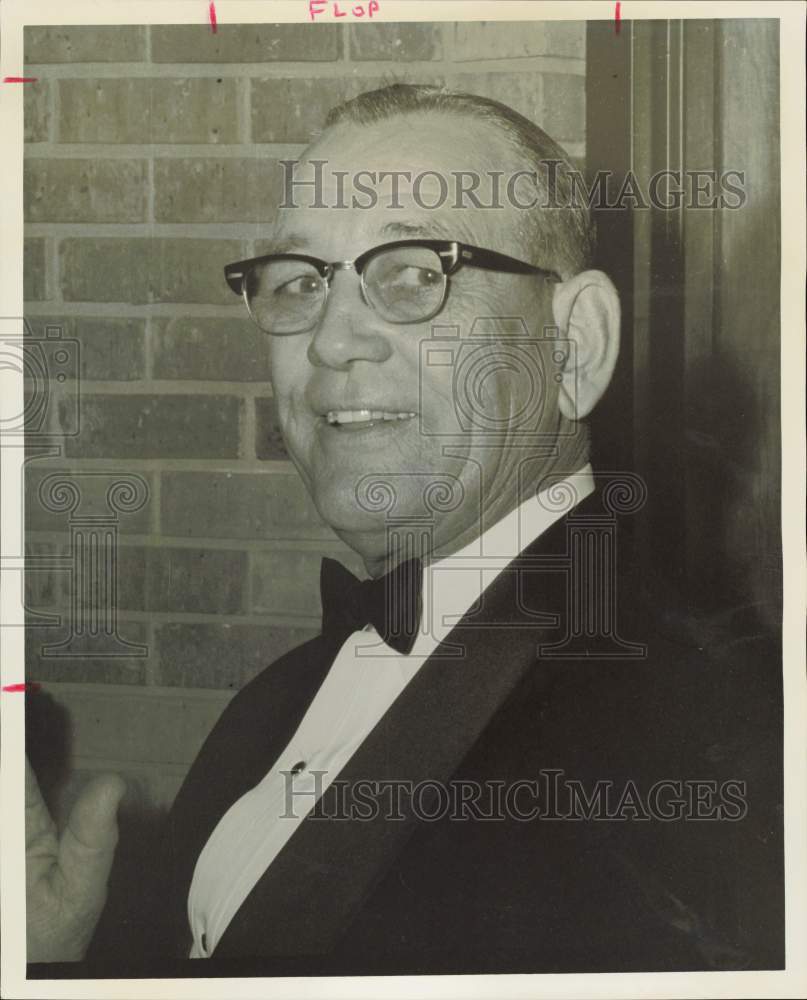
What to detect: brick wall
<box><xmin>22</xmin><ymin>20</ymin><xmax>586</xmax><ymax>816</ymax></box>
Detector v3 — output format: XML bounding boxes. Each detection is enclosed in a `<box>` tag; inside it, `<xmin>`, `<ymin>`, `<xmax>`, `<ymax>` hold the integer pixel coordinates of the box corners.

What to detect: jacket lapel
<box><xmin>213</xmin><ymin>499</ymin><xmax>585</xmax><ymax>959</ymax></box>
<box><xmin>163</xmin><ymin>633</ymin><xmax>344</xmax><ymax>957</ymax></box>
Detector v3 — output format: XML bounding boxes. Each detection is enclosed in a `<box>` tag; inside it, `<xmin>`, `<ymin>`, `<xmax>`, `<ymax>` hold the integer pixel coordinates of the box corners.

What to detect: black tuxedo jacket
<box><xmin>44</xmin><ymin>494</ymin><xmax>783</xmax><ymax>979</ymax></box>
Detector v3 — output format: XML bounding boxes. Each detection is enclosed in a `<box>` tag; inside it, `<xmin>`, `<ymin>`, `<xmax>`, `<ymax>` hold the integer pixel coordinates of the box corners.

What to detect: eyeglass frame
<box><xmin>223</xmin><ymin>239</ymin><xmax>563</xmax><ymax>335</ymax></box>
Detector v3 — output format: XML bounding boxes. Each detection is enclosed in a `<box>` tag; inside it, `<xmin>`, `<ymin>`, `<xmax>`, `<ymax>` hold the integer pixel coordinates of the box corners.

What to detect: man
<box><xmin>26</xmin><ymin>84</ymin><xmax>782</xmax><ymax>975</ymax></box>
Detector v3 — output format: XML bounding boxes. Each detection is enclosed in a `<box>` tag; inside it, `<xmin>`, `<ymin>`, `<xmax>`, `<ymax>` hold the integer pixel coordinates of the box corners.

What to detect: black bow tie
<box><xmin>320</xmin><ymin>556</ymin><xmax>423</xmax><ymax>655</ymax></box>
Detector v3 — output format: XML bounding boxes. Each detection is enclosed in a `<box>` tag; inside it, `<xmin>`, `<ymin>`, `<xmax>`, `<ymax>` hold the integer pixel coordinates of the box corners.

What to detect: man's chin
<box><xmin>310</xmin><ymin>489</ymin><xmax>388</xmax><ymax>537</ymax></box>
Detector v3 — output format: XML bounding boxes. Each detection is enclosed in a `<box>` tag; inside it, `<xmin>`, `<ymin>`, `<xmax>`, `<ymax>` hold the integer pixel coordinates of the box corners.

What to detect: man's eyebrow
<box><xmin>259</xmin><ymin>234</ymin><xmax>311</xmax><ymax>255</ymax></box>
<box><xmin>379</xmin><ymin>220</ymin><xmax>456</xmax><ymax>241</ymax></box>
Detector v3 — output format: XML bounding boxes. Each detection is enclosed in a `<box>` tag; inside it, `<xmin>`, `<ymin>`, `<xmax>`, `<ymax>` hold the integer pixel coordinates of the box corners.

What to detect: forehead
<box><xmin>272</xmin><ymin>111</ymin><xmax>530</xmax><ymax>255</ymax></box>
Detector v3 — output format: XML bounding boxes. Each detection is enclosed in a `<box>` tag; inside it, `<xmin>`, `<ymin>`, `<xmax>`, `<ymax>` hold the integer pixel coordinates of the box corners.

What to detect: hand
<box><xmin>26</xmin><ymin>756</ymin><xmax>125</xmax><ymax>962</ymax></box>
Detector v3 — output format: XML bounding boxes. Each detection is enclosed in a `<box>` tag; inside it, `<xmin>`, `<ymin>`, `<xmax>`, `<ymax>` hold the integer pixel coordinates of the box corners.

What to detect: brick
<box><xmin>252</xmin><ymin>77</ymin><xmax>346</xmax><ymax>143</ymax></box>
<box><xmin>44</xmin><ymin>684</ymin><xmax>232</xmax><ymax>765</ymax></box>
<box><xmin>152</xmin><ymin>317</ymin><xmax>271</xmax><ymax>381</ymax></box>
<box><xmin>90</xmin><ymin>544</ymin><xmax>146</xmax><ymax>612</ymax></box>
<box><xmin>25</xmin><ymin>159</ymin><xmax>148</xmax><ymax>224</ymax></box>
<box><xmin>58</xmin><ymin>79</ymin><xmax>147</xmax><ymax>144</ymax></box>
<box><xmin>58</xmin><ymin>78</ymin><xmax>239</xmax><ymax>144</ymax></box>
<box><xmin>24</xmin><ymin>316</ymin><xmax>146</xmax><ymax>381</ymax></box>
<box><xmin>65</xmin><ymin>542</ymin><xmax>241</xmax><ymax>616</ymax></box>
<box><xmin>24</xmin><ymin>542</ymin><xmax>146</xmax><ymax>634</ymax></box>
<box><xmin>453</xmin><ymin>21</ymin><xmax>585</xmax><ymax>61</ymax></box>
<box><xmin>24</xmin><ymin>26</ymin><xmax>147</xmax><ymax>63</ymax></box>
<box><xmin>542</xmin><ymin>73</ymin><xmax>585</xmax><ymax>143</ymax></box>
<box><xmin>25</xmin><ymin>623</ymin><xmax>149</xmax><ymax>686</ymax></box>
<box><xmin>155</xmin><ymin>622</ymin><xmax>319</xmax><ymax>689</ymax></box>
<box><xmin>153</xmin><ymin>158</ymin><xmax>285</xmax><ymax>223</ymax></box>
<box><xmin>151</xmin><ymin>24</ymin><xmax>341</xmax><ymax>62</ymax></box>
<box><xmin>25</xmin><ymin>466</ymin><xmax>154</xmax><ymax>534</ymax></box>
<box><xmin>81</xmin><ymin>317</ymin><xmax>146</xmax><ymax>381</ymax></box>
<box><xmin>251</xmin><ymin>549</ymin><xmax>323</xmax><ymax>617</ymax></box>
<box><xmin>546</xmin><ymin>22</ymin><xmax>586</xmax><ymax>59</ymax></box>
<box><xmin>24</xmin><ymin>80</ymin><xmax>50</xmax><ymax>142</ymax></box>
<box><xmin>349</xmin><ymin>23</ymin><xmax>441</xmax><ymax>61</ymax></box>
<box><xmin>145</xmin><ymin>546</ymin><xmax>247</xmax><ymax>615</ymax></box>
<box><xmin>454</xmin><ymin>21</ymin><xmax>550</xmax><ymax>61</ymax></box>
<box><xmin>151</xmin><ymin>77</ymin><xmax>241</xmax><ymax>143</ymax></box>
<box><xmin>59</xmin><ymin>238</ymin><xmax>241</xmax><ymax>305</ymax></box>
<box><xmin>61</xmin><ymin>394</ymin><xmax>242</xmax><ymax>459</ymax></box>
<box><xmin>254</xmin><ymin>397</ymin><xmax>288</xmax><ymax>460</ymax></box>
<box><xmin>24</xmin><ymin>541</ymin><xmax>68</xmax><ymax>611</ymax></box>
<box><xmin>160</xmin><ymin>471</ymin><xmax>336</xmax><ymax>541</ymax></box>
<box><xmin>24</xmin><ymin>237</ymin><xmax>46</xmax><ymax>300</ymax></box>
<box><xmin>251</xmin><ymin>547</ymin><xmax>364</xmax><ymax>617</ymax></box>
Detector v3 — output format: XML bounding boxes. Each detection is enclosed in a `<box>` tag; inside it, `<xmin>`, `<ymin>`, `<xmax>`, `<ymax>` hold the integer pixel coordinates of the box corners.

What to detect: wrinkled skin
<box><xmin>267</xmin><ymin>113</ymin><xmax>586</xmax><ymax>576</ymax></box>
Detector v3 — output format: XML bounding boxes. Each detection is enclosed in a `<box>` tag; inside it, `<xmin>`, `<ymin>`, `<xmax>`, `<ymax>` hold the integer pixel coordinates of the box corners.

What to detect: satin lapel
<box><xmin>214</xmin><ymin>499</ymin><xmax>587</xmax><ymax>959</ymax></box>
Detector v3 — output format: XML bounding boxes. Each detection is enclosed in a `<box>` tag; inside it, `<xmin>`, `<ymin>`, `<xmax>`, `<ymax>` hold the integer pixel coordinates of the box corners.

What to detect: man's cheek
<box><xmin>444</xmin><ymin>278</ymin><xmax>515</xmax><ymax>330</ymax></box>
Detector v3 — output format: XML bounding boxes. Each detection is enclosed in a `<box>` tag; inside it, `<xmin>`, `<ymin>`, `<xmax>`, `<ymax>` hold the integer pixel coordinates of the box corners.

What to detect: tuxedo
<box><xmin>33</xmin><ymin>491</ymin><xmax>783</xmax><ymax>979</ymax></box>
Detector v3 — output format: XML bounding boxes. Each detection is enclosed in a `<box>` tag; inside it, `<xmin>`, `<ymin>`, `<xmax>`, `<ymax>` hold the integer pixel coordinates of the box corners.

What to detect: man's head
<box><xmin>255</xmin><ymin>84</ymin><xmax>620</xmax><ymax>574</ymax></box>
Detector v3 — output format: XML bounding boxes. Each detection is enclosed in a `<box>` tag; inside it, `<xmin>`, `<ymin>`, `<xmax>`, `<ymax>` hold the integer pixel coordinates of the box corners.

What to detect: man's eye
<box><xmin>387</xmin><ymin>266</ymin><xmax>442</xmax><ymax>289</ymax></box>
<box><xmin>274</xmin><ymin>274</ymin><xmax>321</xmax><ymax>297</ymax></box>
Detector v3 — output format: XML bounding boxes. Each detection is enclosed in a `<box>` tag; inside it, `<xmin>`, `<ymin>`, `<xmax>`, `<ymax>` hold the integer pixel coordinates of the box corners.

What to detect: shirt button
<box><xmin>291</xmin><ymin>760</ymin><xmax>306</xmax><ymax>776</ymax></box>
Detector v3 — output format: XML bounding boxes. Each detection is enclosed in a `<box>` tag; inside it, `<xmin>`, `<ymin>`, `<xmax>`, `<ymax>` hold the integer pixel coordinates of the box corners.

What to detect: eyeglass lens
<box><xmin>245</xmin><ymin>246</ymin><xmax>447</xmax><ymax>334</ymax></box>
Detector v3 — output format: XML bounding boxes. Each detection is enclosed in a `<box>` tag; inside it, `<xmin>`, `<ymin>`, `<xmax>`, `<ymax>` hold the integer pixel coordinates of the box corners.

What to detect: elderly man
<box><xmin>27</xmin><ymin>84</ymin><xmax>781</xmax><ymax>975</ymax></box>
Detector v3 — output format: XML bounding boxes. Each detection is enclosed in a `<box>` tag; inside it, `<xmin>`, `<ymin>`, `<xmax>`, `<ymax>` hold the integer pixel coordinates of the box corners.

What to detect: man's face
<box><xmin>267</xmin><ymin>113</ymin><xmax>566</xmax><ymax>568</ymax></box>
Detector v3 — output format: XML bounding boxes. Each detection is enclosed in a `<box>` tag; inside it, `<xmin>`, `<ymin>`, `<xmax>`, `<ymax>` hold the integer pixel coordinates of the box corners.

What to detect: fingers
<box><xmin>65</xmin><ymin>773</ymin><xmax>126</xmax><ymax>852</ymax></box>
<box><xmin>25</xmin><ymin>757</ymin><xmax>56</xmax><ymax>847</ymax></box>
<box><xmin>26</xmin><ymin>772</ymin><xmax>125</xmax><ymax>963</ymax></box>
<box><xmin>57</xmin><ymin>773</ymin><xmax>126</xmax><ymax>913</ymax></box>
<box><xmin>25</xmin><ymin>756</ymin><xmax>57</xmax><ymax>861</ymax></box>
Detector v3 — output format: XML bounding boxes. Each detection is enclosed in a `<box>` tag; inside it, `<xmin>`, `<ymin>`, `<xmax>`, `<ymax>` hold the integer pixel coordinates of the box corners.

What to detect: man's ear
<box><xmin>551</xmin><ymin>270</ymin><xmax>620</xmax><ymax>420</ymax></box>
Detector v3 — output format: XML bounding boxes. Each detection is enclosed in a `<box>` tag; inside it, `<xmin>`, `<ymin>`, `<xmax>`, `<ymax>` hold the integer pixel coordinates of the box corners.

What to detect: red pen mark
<box><xmin>209</xmin><ymin>1</ymin><xmax>218</xmax><ymax>33</ymax></box>
<box><xmin>3</xmin><ymin>76</ymin><xmax>38</xmax><ymax>83</ymax></box>
<box><xmin>2</xmin><ymin>682</ymin><xmax>41</xmax><ymax>694</ymax></box>
<box><xmin>614</xmin><ymin>2</ymin><xmax>622</xmax><ymax>34</ymax></box>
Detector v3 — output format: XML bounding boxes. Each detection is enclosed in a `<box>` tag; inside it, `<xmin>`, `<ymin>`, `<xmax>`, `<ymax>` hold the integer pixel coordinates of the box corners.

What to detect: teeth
<box><xmin>326</xmin><ymin>410</ymin><xmax>416</xmax><ymax>426</ymax></box>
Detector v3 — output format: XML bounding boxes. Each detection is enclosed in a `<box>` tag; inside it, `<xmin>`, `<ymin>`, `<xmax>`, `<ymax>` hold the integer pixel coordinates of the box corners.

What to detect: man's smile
<box><xmin>325</xmin><ymin>409</ymin><xmax>417</xmax><ymax>428</ymax></box>
<box><xmin>318</xmin><ymin>409</ymin><xmax>419</xmax><ymax>437</ymax></box>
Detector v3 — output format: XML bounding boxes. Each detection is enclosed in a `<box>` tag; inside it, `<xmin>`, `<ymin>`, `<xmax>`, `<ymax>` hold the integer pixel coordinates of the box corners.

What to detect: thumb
<box><xmin>57</xmin><ymin>773</ymin><xmax>126</xmax><ymax>911</ymax></box>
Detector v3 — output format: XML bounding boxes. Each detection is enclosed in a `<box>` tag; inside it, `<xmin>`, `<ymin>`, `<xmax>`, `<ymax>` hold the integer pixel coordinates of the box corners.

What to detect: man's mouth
<box><xmin>325</xmin><ymin>409</ymin><xmax>417</xmax><ymax>428</ymax></box>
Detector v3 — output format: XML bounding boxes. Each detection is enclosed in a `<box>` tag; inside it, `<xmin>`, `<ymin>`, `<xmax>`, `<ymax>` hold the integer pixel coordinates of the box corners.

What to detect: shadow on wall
<box><xmin>26</xmin><ymin>687</ymin><xmax>170</xmax><ymax>957</ymax></box>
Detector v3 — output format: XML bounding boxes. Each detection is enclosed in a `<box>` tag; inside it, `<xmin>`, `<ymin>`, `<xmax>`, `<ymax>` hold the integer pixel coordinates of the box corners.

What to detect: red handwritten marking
<box><xmin>2</xmin><ymin>682</ymin><xmax>41</xmax><ymax>693</ymax></box>
<box><xmin>3</xmin><ymin>76</ymin><xmax>38</xmax><ymax>83</ymax></box>
<box><xmin>614</xmin><ymin>2</ymin><xmax>622</xmax><ymax>34</ymax></box>
<box><xmin>309</xmin><ymin>0</ymin><xmax>379</xmax><ymax>19</ymax></box>
<box><xmin>209</xmin><ymin>2</ymin><xmax>218</xmax><ymax>33</ymax></box>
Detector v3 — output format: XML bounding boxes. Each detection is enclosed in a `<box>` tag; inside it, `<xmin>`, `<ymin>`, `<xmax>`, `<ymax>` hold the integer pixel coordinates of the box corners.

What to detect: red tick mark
<box><xmin>614</xmin><ymin>2</ymin><xmax>622</xmax><ymax>34</ymax></box>
<box><xmin>209</xmin><ymin>2</ymin><xmax>218</xmax><ymax>33</ymax></box>
<box><xmin>2</xmin><ymin>682</ymin><xmax>41</xmax><ymax>693</ymax></box>
<box><xmin>3</xmin><ymin>76</ymin><xmax>38</xmax><ymax>83</ymax></box>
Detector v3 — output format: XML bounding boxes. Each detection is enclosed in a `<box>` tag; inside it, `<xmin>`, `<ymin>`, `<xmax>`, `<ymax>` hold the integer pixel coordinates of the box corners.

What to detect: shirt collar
<box><xmin>413</xmin><ymin>463</ymin><xmax>595</xmax><ymax>654</ymax></box>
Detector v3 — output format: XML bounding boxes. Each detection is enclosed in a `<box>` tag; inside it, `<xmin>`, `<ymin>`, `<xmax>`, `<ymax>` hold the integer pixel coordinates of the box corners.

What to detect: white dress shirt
<box><xmin>187</xmin><ymin>465</ymin><xmax>594</xmax><ymax>957</ymax></box>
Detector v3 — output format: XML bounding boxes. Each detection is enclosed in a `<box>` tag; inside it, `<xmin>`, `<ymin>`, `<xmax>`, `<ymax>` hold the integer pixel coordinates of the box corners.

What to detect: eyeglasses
<box><xmin>224</xmin><ymin>239</ymin><xmax>562</xmax><ymax>336</ymax></box>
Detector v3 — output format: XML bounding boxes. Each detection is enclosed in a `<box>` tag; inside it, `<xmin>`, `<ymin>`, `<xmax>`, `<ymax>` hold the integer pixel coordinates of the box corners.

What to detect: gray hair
<box><xmin>323</xmin><ymin>83</ymin><xmax>595</xmax><ymax>277</ymax></box>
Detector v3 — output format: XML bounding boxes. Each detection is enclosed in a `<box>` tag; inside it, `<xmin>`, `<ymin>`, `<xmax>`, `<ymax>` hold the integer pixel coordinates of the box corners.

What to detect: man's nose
<box><xmin>306</xmin><ymin>270</ymin><xmax>392</xmax><ymax>370</ymax></box>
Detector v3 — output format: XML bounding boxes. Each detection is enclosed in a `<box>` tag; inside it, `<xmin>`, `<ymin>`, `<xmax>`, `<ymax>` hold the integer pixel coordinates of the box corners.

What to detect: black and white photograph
<box><xmin>1</xmin><ymin>2</ymin><xmax>805</xmax><ymax>997</ymax></box>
